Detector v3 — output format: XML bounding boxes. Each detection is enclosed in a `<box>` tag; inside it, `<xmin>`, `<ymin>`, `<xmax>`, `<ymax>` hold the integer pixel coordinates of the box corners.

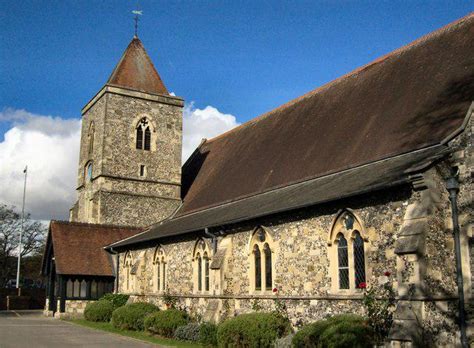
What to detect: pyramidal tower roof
<box><xmin>106</xmin><ymin>37</ymin><xmax>169</xmax><ymax>95</ymax></box>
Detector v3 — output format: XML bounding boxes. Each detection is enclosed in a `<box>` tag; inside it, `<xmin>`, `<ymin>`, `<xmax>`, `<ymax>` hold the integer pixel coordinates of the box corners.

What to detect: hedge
<box><xmin>217</xmin><ymin>312</ymin><xmax>291</xmax><ymax>348</ymax></box>
<box><xmin>111</xmin><ymin>302</ymin><xmax>159</xmax><ymax>331</ymax></box>
<box><xmin>174</xmin><ymin>322</ymin><xmax>201</xmax><ymax>342</ymax></box>
<box><xmin>84</xmin><ymin>299</ymin><xmax>114</xmax><ymax>322</ymax></box>
<box><xmin>100</xmin><ymin>293</ymin><xmax>129</xmax><ymax>310</ymax></box>
<box><xmin>144</xmin><ymin>309</ymin><xmax>190</xmax><ymax>338</ymax></box>
<box><xmin>199</xmin><ymin>322</ymin><xmax>218</xmax><ymax>347</ymax></box>
<box><xmin>292</xmin><ymin>314</ymin><xmax>374</xmax><ymax>348</ymax></box>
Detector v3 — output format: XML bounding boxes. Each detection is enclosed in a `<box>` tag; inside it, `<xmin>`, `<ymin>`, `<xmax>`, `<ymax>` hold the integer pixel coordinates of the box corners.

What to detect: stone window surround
<box><xmin>193</xmin><ymin>238</ymin><xmax>212</xmax><ymax>294</ymax></box>
<box><xmin>153</xmin><ymin>245</ymin><xmax>167</xmax><ymax>293</ymax></box>
<box><xmin>131</xmin><ymin>114</ymin><xmax>157</xmax><ymax>152</ymax></box>
<box><xmin>328</xmin><ymin>209</ymin><xmax>369</xmax><ymax>295</ymax></box>
<box><xmin>248</xmin><ymin>226</ymin><xmax>277</xmax><ymax>295</ymax></box>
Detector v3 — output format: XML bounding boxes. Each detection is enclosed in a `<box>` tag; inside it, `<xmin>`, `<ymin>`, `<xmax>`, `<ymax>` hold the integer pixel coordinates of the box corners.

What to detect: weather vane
<box><xmin>132</xmin><ymin>8</ymin><xmax>143</xmax><ymax>37</ymax></box>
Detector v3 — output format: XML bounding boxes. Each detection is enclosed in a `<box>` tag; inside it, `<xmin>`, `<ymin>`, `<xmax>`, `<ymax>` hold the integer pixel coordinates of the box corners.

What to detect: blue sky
<box><xmin>0</xmin><ymin>1</ymin><xmax>472</xmax><ymax>220</ymax></box>
<box><xmin>1</xmin><ymin>1</ymin><xmax>472</xmax><ymax>130</ymax></box>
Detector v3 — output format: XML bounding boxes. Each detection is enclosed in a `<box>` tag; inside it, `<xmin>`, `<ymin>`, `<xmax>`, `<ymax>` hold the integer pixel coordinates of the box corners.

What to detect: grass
<box><xmin>69</xmin><ymin>319</ymin><xmax>201</xmax><ymax>347</ymax></box>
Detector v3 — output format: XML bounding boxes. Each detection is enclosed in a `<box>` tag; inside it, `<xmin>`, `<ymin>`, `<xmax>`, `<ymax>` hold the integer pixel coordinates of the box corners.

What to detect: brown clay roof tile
<box><xmin>47</xmin><ymin>221</ymin><xmax>142</xmax><ymax>276</ymax></box>
<box><xmin>107</xmin><ymin>37</ymin><xmax>169</xmax><ymax>95</ymax></box>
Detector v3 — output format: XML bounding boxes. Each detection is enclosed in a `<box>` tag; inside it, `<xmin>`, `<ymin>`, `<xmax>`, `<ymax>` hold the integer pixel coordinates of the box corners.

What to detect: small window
<box><xmin>144</xmin><ymin>127</ymin><xmax>151</xmax><ymax>151</ymax></box>
<box><xmin>140</xmin><ymin>165</ymin><xmax>145</xmax><ymax>177</ymax></box>
<box><xmin>250</xmin><ymin>227</ymin><xmax>274</xmax><ymax>293</ymax></box>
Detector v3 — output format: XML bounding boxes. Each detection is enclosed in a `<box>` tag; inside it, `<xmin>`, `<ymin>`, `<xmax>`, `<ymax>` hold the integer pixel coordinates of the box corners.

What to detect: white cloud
<box><xmin>0</xmin><ymin>105</ymin><xmax>239</xmax><ymax>220</ymax></box>
<box><xmin>182</xmin><ymin>104</ymin><xmax>240</xmax><ymax>162</ymax></box>
<box><xmin>0</xmin><ymin>108</ymin><xmax>81</xmax><ymax>220</ymax></box>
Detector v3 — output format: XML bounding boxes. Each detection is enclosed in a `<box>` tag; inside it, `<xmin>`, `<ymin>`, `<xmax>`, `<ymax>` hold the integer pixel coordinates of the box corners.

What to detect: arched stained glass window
<box><xmin>353</xmin><ymin>232</ymin><xmax>366</xmax><ymax>288</ymax></box>
<box><xmin>337</xmin><ymin>234</ymin><xmax>349</xmax><ymax>290</ymax></box>
<box><xmin>264</xmin><ymin>243</ymin><xmax>272</xmax><ymax>290</ymax></box>
<box><xmin>254</xmin><ymin>245</ymin><xmax>262</xmax><ymax>290</ymax></box>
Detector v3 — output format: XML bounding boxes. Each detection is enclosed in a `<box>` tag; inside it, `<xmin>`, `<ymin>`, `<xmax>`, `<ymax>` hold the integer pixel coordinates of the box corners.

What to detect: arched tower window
<box><xmin>136</xmin><ymin>117</ymin><xmax>151</xmax><ymax>151</ymax></box>
<box><xmin>153</xmin><ymin>246</ymin><xmax>167</xmax><ymax>292</ymax></box>
<box><xmin>249</xmin><ymin>227</ymin><xmax>275</xmax><ymax>293</ymax></box>
<box><xmin>329</xmin><ymin>211</ymin><xmax>368</xmax><ymax>292</ymax></box>
<box><xmin>193</xmin><ymin>239</ymin><xmax>212</xmax><ymax>294</ymax></box>
<box><xmin>85</xmin><ymin>162</ymin><xmax>93</xmax><ymax>183</ymax></box>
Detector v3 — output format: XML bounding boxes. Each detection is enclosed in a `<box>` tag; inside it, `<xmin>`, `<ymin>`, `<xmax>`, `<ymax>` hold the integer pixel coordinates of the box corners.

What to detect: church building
<box><xmin>43</xmin><ymin>14</ymin><xmax>474</xmax><ymax>346</ymax></box>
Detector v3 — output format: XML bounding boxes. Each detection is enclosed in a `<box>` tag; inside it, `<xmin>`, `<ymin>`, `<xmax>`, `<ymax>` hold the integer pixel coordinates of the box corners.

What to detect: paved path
<box><xmin>0</xmin><ymin>310</ymin><xmax>158</xmax><ymax>347</ymax></box>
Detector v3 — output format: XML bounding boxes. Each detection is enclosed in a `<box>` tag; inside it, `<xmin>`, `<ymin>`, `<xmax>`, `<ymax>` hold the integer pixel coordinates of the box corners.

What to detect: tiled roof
<box><xmin>179</xmin><ymin>13</ymin><xmax>473</xmax><ymax>216</ymax></box>
<box><xmin>44</xmin><ymin>221</ymin><xmax>142</xmax><ymax>276</ymax></box>
<box><xmin>107</xmin><ymin>37</ymin><xmax>169</xmax><ymax>95</ymax></box>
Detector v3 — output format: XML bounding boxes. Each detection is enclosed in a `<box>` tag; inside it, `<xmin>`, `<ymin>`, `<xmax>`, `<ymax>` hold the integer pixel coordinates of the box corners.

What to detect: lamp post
<box><xmin>15</xmin><ymin>166</ymin><xmax>27</xmax><ymax>295</ymax></box>
<box><xmin>446</xmin><ymin>173</ymin><xmax>468</xmax><ymax>348</ymax></box>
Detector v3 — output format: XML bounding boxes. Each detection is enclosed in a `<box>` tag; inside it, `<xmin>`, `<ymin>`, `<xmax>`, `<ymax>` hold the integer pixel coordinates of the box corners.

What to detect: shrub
<box><xmin>217</xmin><ymin>312</ymin><xmax>291</xmax><ymax>348</ymax></box>
<box><xmin>292</xmin><ymin>314</ymin><xmax>374</xmax><ymax>348</ymax></box>
<box><xmin>111</xmin><ymin>302</ymin><xmax>159</xmax><ymax>331</ymax></box>
<box><xmin>199</xmin><ymin>322</ymin><xmax>218</xmax><ymax>347</ymax></box>
<box><xmin>144</xmin><ymin>309</ymin><xmax>190</xmax><ymax>338</ymax></box>
<box><xmin>100</xmin><ymin>293</ymin><xmax>129</xmax><ymax>310</ymax></box>
<box><xmin>174</xmin><ymin>322</ymin><xmax>201</xmax><ymax>342</ymax></box>
<box><xmin>274</xmin><ymin>333</ymin><xmax>294</xmax><ymax>348</ymax></box>
<box><xmin>84</xmin><ymin>299</ymin><xmax>114</xmax><ymax>322</ymax></box>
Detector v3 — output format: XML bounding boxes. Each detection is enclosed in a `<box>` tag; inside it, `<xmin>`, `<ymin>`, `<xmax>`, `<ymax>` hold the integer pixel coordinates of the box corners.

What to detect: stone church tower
<box><xmin>70</xmin><ymin>37</ymin><xmax>184</xmax><ymax>227</ymax></box>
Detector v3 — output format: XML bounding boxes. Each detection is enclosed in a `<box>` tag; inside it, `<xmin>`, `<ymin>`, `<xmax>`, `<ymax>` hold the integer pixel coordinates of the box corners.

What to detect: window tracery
<box><xmin>153</xmin><ymin>246</ymin><xmax>167</xmax><ymax>292</ymax></box>
<box><xmin>136</xmin><ymin>117</ymin><xmax>151</xmax><ymax>151</ymax></box>
<box><xmin>193</xmin><ymin>239</ymin><xmax>211</xmax><ymax>293</ymax></box>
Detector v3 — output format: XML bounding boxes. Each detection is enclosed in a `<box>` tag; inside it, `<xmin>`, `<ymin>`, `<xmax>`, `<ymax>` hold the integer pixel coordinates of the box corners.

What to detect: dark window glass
<box><xmin>353</xmin><ymin>232</ymin><xmax>366</xmax><ymax>288</ymax></box>
<box><xmin>136</xmin><ymin>127</ymin><xmax>143</xmax><ymax>149</ymax></box>
<box><xmin>204</xmin><ymin>253</ymin><xmax>210</xmax><ymax>292</ymax></box>
<box><xmin>264</xmin><ymin>244</ymin><xmax>272</xmax><ymax>290</ymax></box>
<box><xmin>254</xmin><ymin>245</ymin><xmax>261</xmax><ymax>290</ymax></box>
<box><xmin>91</xmin><ymin>280</ymin><xmax>97</xmax><ymax>299</ymax></box>
<box><xmin>73</xmin><ymin>280</ymin><xmax>80</xmax><ymax>297</ymax></box>
<box><xmin>197</xmin><ymin>255</ymin><xmax>202</xmax><ymax>292</ymax></box>
<box><xmin>144</xmin><ymin>127</ymin><xmax>151</xmax><ymax>151</ymax></box>
<box><xmin>80</xmin><ymin>280</ymin><xmax>87</xmax><ymax>298</ymax></box>
<box><xmin>98</xmin><ymin>281</ymin><xmax>105</xmax><ymax>298</ymax></box>
<box><xmin>338</xmin><ymin>235</ymin><xmax>349</xmax><ymax>289</ymax></box>
<box><xmin>140</xmin><ymin>165</ymin><xmax>145</xmax><ymax>177</ymax></box>
<box><xmin>66</xmin><ymin>279</ymin><xmax>73</xmax><ymax>298</ymax></box>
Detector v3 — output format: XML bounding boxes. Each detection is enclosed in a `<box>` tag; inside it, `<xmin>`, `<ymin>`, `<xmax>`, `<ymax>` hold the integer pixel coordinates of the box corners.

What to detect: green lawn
<box><xmin>69</xmin><ymin>319</ymin><xmax>201</xmax><ymax>347</ymax></box>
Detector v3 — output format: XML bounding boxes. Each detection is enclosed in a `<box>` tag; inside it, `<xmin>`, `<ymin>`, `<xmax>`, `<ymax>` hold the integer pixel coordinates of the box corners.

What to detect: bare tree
<box><xmin>0</xmin><ymin>204</ymin><xmax>46</xmax><ymax>287</ymax></box>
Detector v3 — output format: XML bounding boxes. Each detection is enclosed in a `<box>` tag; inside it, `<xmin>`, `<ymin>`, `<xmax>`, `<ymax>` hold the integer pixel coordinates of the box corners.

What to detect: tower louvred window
<box><xmin>136</xmin><ymin>126</ymin><xmax>143</xmax><ymax>149</ymax></box>
<box><xmin>136</xmin><ymin>117</ymin><xmax>151</xmax><ymax>151</ymax></box>
<box><xmin>144</xmin><ymin>127</ymin><xmax>151</xmax><ymax>150</ymax></box>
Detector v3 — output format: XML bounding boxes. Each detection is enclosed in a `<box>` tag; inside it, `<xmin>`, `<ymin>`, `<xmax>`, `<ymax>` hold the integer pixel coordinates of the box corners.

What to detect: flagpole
<box><xmin>16</xmin><ymin>166</ymin><xmax>27</xmax><ymax>294</ymax></box>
